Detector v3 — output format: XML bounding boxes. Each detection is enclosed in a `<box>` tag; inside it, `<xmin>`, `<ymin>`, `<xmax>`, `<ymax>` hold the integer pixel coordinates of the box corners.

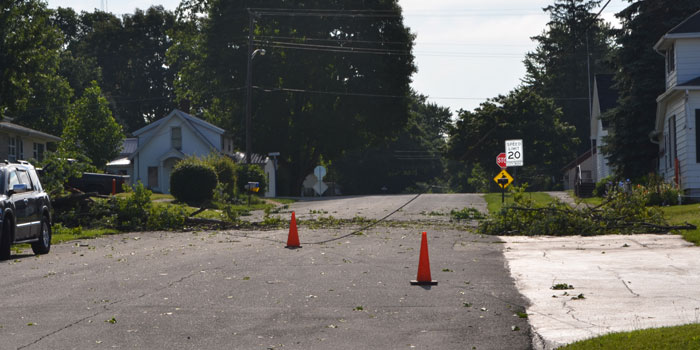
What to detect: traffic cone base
<box><xmin>410</xmin><ymin>279</ymin><xmax>438</xmax><ymax>286</ymax></box>
<box><xmin>411</xmin><ymin>231</ymin><xmax>437</xmax><ymax>286</ymax></box>
<box><xmin>286</xmin><ymin>211</ymin><xmax>302</xmax><ymax>249</ymax></box>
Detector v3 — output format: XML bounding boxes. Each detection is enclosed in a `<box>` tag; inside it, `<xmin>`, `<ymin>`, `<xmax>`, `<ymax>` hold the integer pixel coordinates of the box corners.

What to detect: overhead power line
<box><xmin>254</xmin><ymin>40</ymin><xmax>410</xmax><ymax>55</ymax></box>
<box><xmin>253</xmin><ymin>86</ymin><xmax>407</xmax><ymax>99</ymax></box>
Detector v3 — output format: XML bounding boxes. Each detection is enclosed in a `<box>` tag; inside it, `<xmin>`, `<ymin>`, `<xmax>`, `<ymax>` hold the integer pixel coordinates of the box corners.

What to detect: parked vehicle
<box><xmin>67</xmin><ymin>172</ymin><xmax>129</xmax><ymax>195</ymax></box>
<box><xmin>0</xmin><ymin>161</ymin><xmax>53</xmax><ymax>260</ymax></box>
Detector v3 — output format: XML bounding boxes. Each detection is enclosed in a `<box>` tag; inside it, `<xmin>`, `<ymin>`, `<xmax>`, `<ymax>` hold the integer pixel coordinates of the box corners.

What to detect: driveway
<box><xmin>502</xmin><ymin>234</ymin><xmax>700</xmax><ymax>349</ymax></box>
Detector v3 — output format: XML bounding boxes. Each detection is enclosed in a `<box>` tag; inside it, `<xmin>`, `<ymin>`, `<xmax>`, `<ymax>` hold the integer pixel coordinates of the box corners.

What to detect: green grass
<box><xmin>484</xmin><ymin>192</ymin><xmax>554</xmax><ymax>214</ymax></box>
<box><xmin>270</xmin><ymin>198</ymin><xmax>297</xmax><ymax>205</ymax></box>
<box><xmin>11</xmin><ymin>227</ymin><xmax>123</xmax><ymax>254</ymax></box>
<box><xmin>566</xmin><ymin>189</ymin><xmax>604</xmax><ymax>206</ymax></box>
<box><xmin>558</xmin><ymin>323</ymin><xmax>700</xmax><ymax>349</ymax></box>
<box><xmin>577</xmin><ymin>196</ymin><xmax>603</xmax><ymax>206</ymax></box>
<box><xmin>52</xmin><ymin>227</ymin><xmax>120</xmax><ymax>244</ymax></box>
<box><xmin>660</xmin><ymin>204</ymin><xmax>700</xmax><ymax>246</ymax></box>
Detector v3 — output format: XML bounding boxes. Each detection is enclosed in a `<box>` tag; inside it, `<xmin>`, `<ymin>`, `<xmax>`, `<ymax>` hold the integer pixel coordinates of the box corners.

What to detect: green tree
<box><xmin>62</xmin><ymin>81</ymin><xmax>125</xmax><ymax>168</ymax></box>
<box><xmin>602</xmin><ymin>1</ymin><xmax>700</xmax><ymax>178</ymax></box>
<box><xmin>62</xmin><ymin>7</ymin><xmax>177</xmax><ymax>132</ymax></box>
<box><xmin>523</xmin><ymin>0</ymin><xmax>613</xmax><ymax>155</ymax></box>
<box><xmin>0</xmin><ymin>0</ymin><xmax>73</xmax><ymax>132</ymax></box>
<box><xmin>447</xmin><ymin>88</ymin><xmax>578</xmax><ymax>191</ymax></box>
<box><xmin>168</xmin><ymin>0</ymin><xmax>416</xmax><ymax>195</ymax></box>
<box><xmin>331</xmin><ymin>93</ymin><xmax>450</xmax><ymax>194</ymax></box>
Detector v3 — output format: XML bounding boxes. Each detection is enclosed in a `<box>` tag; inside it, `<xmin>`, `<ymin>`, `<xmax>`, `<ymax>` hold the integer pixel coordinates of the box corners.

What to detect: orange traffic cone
<box><xmin>410</xmin><ymin>232</ymin><xmax>437</xmax><ymax>286</ymax></box>
<box><xmin>286</xmin><ymin>211</ymin><xmax>301</xmax><ymax>249</ymax></box>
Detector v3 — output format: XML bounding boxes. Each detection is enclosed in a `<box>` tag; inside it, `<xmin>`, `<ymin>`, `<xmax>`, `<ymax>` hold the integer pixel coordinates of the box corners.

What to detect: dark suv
<box><xmin>0</xmin><ymin>161</ymin><xmax>52</xmax><ymax>260</ymax></box>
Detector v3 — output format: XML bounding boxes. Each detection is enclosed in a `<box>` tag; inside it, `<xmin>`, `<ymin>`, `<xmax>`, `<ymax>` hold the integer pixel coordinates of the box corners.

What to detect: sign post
<box><xmin>493</xmin><ymin>169</ymin><xmax>514</xmax><ymax>204</ymax></box>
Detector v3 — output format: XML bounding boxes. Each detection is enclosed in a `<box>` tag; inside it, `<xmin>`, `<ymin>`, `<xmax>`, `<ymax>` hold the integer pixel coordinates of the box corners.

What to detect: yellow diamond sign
<box><xmin>493</xmin><ymin>169</ymin><xmax>514</xmax><ymax>189</ymax></box>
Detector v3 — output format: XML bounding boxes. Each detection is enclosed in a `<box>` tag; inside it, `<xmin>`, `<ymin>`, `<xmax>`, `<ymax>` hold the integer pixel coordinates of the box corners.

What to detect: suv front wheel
<box><xmin>31</xmin><ymin>216</ymin><xmax>51</xmax><ymax>255</ymax></box>
<box><xmin>0</xmin><ymin>219</ymin><xmax>11</xmax><ymax>260</ymax></box>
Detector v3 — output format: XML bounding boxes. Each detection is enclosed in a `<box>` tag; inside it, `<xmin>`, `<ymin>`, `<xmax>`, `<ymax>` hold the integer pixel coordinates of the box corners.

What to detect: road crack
<box><xmin>17</xmin><ymin>267</ymin><xmax>221</xmax><ymax>349</ymax></box>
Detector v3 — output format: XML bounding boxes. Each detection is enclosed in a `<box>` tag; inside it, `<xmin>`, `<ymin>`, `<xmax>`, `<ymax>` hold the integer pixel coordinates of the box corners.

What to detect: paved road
<box><xmin>245</xmin><ymin>193</ymin><xmax>488</xmax><ymax>224</ymax></box>
<box><xmin>0</xmin><ymin>194</ymin><xmax>531</xmax><ymax>350</ymax></box>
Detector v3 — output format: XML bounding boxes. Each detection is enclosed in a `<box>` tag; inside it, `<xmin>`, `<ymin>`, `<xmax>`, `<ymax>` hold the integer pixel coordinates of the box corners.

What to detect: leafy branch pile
<box><xmin>479</xmin><ymin>186</ymin><xmax>693</xmax><ymax>236</ymax></box>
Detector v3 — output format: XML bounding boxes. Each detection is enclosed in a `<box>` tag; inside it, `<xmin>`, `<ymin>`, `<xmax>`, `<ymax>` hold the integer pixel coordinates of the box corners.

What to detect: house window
<box><xmin>171</xmin><ymin>127</ymin><xmax>182</xmax><ymax>150</ymax></box>
<box><xmin>17</xmin><ymin>138</ymin><xmax>23</xmax><ymax>160</ymax></box>
<box><xmin>8</xmin><ymin>137</ymin><xmax>24</xmax><ymax>161</ymax></box>
<box><xmin>8</xmin><ymin>137</ymin><xmax>16</xmax><ymax>162</ymax></box>
<box><xmin>667</xmin><ymin>45</ymin><xmax>675</xmax><ymax>73</ymax></box>
<box><xmin>33</xmin><ymin>143</ymin><xmax>45</xmax><ymax>162</ymax></box>
<box><xmin>148</xmin><ymin>167</ymin><xmax>159</xmax><ymax>188</ymax></box>
<box><xmin>668</xmin><ymin>116</ymin><xmax>677</xmax><ymax>169</ymax></box>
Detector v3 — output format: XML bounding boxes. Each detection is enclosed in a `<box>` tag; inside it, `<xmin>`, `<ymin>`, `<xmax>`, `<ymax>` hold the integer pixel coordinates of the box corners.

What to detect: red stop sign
<box><xmin>496</xmin><ymin>153</ymin><xmax>507</xmax><ymax>168</ymax></box>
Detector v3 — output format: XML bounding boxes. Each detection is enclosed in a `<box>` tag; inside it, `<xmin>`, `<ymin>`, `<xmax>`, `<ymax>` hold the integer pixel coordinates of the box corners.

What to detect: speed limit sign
<box><xmin>505</xmin><ymin>139</ymin><xmax>523</xmax><ymax>167</ymax></box>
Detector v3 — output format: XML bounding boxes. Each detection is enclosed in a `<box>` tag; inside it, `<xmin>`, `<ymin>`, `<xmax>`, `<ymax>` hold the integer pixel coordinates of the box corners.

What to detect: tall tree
<box><xmin>0</xmin><ymin>0</ymin><xmax>73</xmax><ymax>132</ymax></box>
<box><xmin>62</xmin><ymin>81</ymin><xmax>124</xmax><ymax>169</ymax></box>
<box><xmin>65</xmin><ymin>7</ymin><xmax>177</xmax><ymax>132</ymax></box>
<box><xmin>524</xmin><ymin>0</ymin><xmax>613</xmax><ymax>155</ymax></box>
<box><xmin>447</xmin><ymin>88</ymin><xmax>578</xmax><ymax>191</ymax></box>
<box><xmin>169</xmin><ymin>0</ymin><xmax>416</xmax><ymax>195</ymax></box>
<box><xmin>602</xmin><ymin>1</ymin><xmax>700</xmax><ymax>178</ymax></box>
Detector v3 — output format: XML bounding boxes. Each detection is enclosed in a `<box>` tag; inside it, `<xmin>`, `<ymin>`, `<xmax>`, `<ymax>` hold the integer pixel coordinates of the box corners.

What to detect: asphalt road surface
<box><xmin>0</xmin><ymin>194</ymin><xmax>531</xmax><ymax>350</ymax></box>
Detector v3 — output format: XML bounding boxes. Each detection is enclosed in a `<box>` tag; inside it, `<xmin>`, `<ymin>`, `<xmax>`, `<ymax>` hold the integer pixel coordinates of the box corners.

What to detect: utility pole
<box><xmin>245</xmin><ymin>10</ymin><xmax>254</xmax><ymax>164</ymax></box>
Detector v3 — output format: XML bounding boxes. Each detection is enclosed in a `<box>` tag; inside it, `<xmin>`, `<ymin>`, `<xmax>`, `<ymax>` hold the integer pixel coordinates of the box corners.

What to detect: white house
<box><xmin>654</xmin><ymin>10</ymin><xmax>700</xmax><ymax>197</ymax></box>
<box><xmin>590</xmin><ymin>74</ymin><xmax>618</xmax><ymax>182</ymax></box>
<box><xmin>125</xmin><ymin>109</ymin><xmax>235</xmax><ymax>194</ymax></box>
<box><xmin>562</xmin><ymin>74</ymin><xmax>618</xmax><ymax>194</ymax></box>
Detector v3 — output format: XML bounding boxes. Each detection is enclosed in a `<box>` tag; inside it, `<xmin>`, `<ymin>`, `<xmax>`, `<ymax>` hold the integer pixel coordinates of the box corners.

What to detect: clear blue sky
<box><xmin>47</xmin><ymin>0</ymin><xmax>626</xmax><ymax>116</ymax></box>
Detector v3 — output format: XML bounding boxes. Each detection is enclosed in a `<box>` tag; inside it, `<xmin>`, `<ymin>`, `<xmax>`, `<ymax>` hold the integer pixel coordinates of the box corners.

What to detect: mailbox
<box><xmin>245</xmin><ymin>182</ymin><xmax>260</xmax><ymax>193</ymax></box>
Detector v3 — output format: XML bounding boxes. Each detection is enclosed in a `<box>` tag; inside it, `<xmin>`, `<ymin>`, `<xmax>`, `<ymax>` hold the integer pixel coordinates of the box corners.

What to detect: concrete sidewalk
<box><xmin>500</xmin><ymin>234</ymin><xmax>700</xmax><ymax>349</ymax></box>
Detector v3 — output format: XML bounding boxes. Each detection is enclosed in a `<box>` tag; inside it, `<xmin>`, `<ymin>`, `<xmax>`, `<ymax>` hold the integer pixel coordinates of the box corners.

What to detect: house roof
<box><xmin>595</xmin><ymin>74</ymin><xmax>618</xmax><ymax>114</ymax></box>
<box><xmin>678</xmin><ymin>76</ymin><xmax>700</xmax><ymax>87</ymax></box>
<box><xmin>129</xmin><ymin>109</ymin><xmax>225</xmax><ymax>160</ymax></box>
<box><xmin>669</xmin><ymin>10</ymin><xmax>700</xmax><ymax>35</ymax></box>
<box><xmin>654</xmin><ymin>10</ymin><xmax>700</xmax><ymax>51</ymax></box>
<box><xmin>132</xmin><ymin>109</ymin><xmax>225</xmax><ymax>137</ymax></box>
<box><xmin>232</xmin><ymin>152</ymin><xmax>269</xmax><ymax>165</ymax></box>
<box><xmin>119</xmin><ymin>138</ymin><xmax>138</xmax><ymax>156</ymax></box>
<box><xmin>561</xmin><ymin>149</ymin><xmax>593</xmax><ymax>172</ymax></box>
<box><xmin>0</xmin><ymin>122</ymin><xmax>61</xmax><ymax>142</ymax></box>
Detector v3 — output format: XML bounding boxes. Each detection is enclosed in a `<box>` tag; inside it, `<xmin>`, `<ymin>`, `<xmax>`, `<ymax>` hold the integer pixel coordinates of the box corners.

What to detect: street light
<box><xmin>245</xmin><ymin>47</ymin><xmax>265</xmax><ymax>164</ymax></box>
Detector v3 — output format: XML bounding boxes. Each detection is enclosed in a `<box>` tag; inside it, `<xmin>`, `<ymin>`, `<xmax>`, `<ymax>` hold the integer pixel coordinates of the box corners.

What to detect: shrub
<box><xmin>479</xmin><ymin>184</ymin><xmax>667</xmax><ymax>236</ymax></box>
<box><xmin>205</xmin><ymin>153</ymin><xmax>237</xmax><ymax>197</ymax></box>
<box><xmin>146</xmin><ymin>204</ymin><xmax>187</xmax><ymax>230</ymax></box>
<box><xmin>235</xmin><ymin>164</ymin><xmax>267</xmax><ymax>195</ymax></box>
<box><xmin>642</xmin><ymin>174</ymin><xmax>680</xmax><ymax>206</ymax></box>
<box><xmin>594</xmin><ymin>176</ymin><xmax>614</xmax><ymax>197</ymax></box>
<box><xmin>170</xmin><ymin>157</ymin><xmax>218</xmax><ymax>205</ymax></box>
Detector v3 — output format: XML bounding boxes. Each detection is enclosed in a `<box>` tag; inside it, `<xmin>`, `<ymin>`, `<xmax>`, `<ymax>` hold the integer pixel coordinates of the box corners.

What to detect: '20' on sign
<box><xmin>505</xmin><ymin>139</ymin><xmax>523</xmax><ymax>167</ymax></box>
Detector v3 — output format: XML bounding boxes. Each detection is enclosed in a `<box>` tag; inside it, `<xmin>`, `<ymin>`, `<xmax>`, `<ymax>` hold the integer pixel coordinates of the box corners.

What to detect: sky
<box><xmin>46</xmin><ymin>0</ymin><xmax>627</xmax><ymax>116</ymax></box>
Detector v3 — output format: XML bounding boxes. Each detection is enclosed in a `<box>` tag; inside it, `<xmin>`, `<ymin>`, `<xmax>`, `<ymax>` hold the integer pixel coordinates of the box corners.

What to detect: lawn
<box><xmin>558</xmin><ymin>323</ymin><xmax>700</xmax><ymax>350</ymax></box>
<box><xmin>660</xmin><ymin>204</ymin><xmax>700</xmax><ymax>245</ymax></box>
<box><xmin>484</xmin><ymin>191</ymin><xmax>554</xmax><ymax>214</ymax></box>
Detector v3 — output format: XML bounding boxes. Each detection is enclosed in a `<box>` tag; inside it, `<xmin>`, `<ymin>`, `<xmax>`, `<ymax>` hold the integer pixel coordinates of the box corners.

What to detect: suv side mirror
<box><xmin>9</xmin><ymin>183</ymin><xmax>28</xmax><ymax>195</ymax></box>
